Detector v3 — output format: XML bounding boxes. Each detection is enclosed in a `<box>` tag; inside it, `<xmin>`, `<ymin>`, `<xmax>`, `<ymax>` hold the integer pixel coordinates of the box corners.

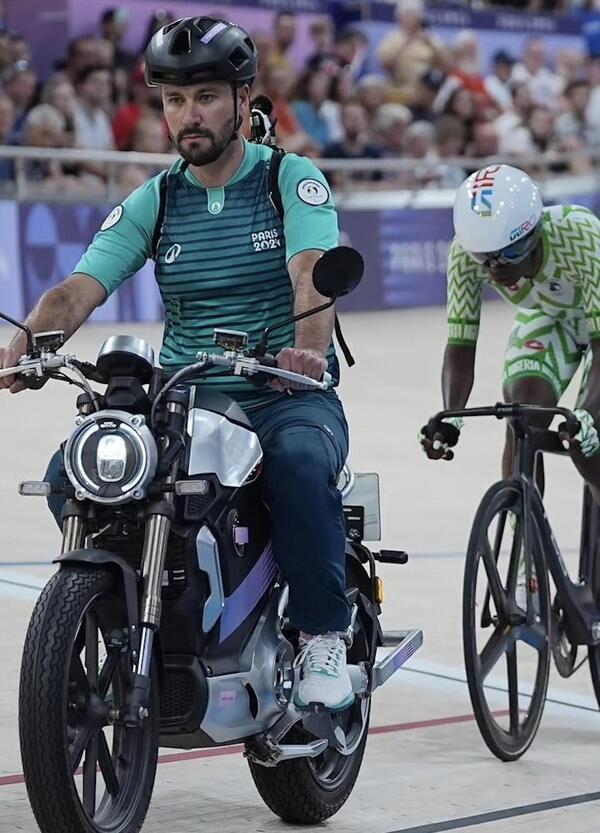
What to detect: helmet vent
<box><xmin>228</xmin><ymin>46</ymin><xmax>248</xmax><ymax>71</ymax></box>
<box><xmin>163</xmin><ymin>20</ymin><xmax>180</xmax><ymax>36</ymax></box>
<box><xmin>170</xmin><ymin>28</ymin><xmax>192</xmax><ymax>56</ymax></box>
<box><xmin>194</xmin><ymin>17</ymin><xmax>220</xmax><ymax>34</ymax></box>
<box><xmin>243</xmin><ymin>37</ymin><xmax>256</xmax><ymax>54</ymax></box>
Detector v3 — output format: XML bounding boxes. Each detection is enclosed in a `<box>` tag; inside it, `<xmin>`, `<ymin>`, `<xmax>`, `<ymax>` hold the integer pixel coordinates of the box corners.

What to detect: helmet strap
<box><xmin>229</xmin><ymin>83</ymin><xmax>243</xmax><ymax>143</ymax></box>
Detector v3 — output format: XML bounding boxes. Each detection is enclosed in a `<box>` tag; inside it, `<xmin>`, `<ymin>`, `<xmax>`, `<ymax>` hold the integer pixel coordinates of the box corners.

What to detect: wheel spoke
<box><xmin>481</xmin><ymin>538</ymin><xmax>507</xmax><ymax>618</ymax></box>
<box><xmin>506</xmin><ymin>519</ymin><xmax>523</xmax><ymax>595</ymax></box>
<box><xmin>507</xmin><ymin>643</ymin><xmax>520</xmax><ymax>734</ymax></box>
<box><xmin>70</xmin><ymin>727</ymin><xmax>93</xmax><ymax>772</ymax></box>
<box><xmin>479</xmin><ymin>627</ymin><xmax>510</xmax><ymax>680</ymax></box>
<box><xmin>70</xmin><ymin>656</ymin><xmax>90</xmax><ymax>695</ymax></box>
<box><xmin>98</xmin><ymin>649</ymin><xmax>120</xmax><ymax>700</ymax></box>
<box><xmin>98</xmin><ymin>731</ymin><xmax>120</xmax><ymax>797</ymax></box>
<box><xmin>82</xmin><ymin>734</ymin><xmax>99</xmax><ymax>816</ymax></box>
<box><xmin>85</xmin><ymin>612</ymin><xmax>99</xmax><ymax>692</ymax></box>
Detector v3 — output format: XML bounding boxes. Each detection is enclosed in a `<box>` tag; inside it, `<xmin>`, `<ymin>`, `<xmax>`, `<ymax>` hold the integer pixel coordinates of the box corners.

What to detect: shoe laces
<box><xmin>294</xmin><ymin>634</ymin><xmax>345</xmax><ymax>677</ymax></box>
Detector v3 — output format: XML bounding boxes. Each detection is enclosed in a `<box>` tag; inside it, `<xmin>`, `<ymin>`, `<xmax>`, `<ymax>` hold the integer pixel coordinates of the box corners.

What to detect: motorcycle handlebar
<box><xmin>427</xmin><ymin>403</ymin><xmax>581</xmax><ymax>440</ymax></box>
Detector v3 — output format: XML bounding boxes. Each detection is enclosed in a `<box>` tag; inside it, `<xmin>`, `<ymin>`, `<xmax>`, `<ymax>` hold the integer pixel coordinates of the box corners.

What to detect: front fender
<box><xmin>54</xmin><ymin>548</ymin><xmax>141</xmax><ymax>655</ymax></box>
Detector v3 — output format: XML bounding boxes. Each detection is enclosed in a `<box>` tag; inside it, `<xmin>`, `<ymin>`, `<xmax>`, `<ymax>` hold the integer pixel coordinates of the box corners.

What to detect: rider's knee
<box><xmin>264</xmin><ymin>428</ymin><xmax>337</xmax><ymax>491</ymax></box>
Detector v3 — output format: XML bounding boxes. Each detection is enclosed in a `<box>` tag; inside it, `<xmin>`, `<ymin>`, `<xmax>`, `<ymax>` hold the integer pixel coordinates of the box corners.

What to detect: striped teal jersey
<box><xmin>74</xmin><ymin>141</ymin><xmax>339</xmax><ymax>408</ymax></box>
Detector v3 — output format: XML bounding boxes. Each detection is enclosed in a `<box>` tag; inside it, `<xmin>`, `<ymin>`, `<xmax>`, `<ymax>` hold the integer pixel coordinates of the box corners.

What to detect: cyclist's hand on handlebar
<box><xmin>559</xmin><ymin>408</ymin><xmax>600</xmax><ymax>458</ymax></box>
<box><xmin>274</xmin><ymin>347</ymin><xmax>328</xmax><ymax>391</ymax></box>
<box><xmin>419</xmin><ymin>417</ymin><xmax>464</xmax><ymax>461</ymax></box>
<box><xmin>0</xmin><ymin>346</ymin><xmax>26</xmax><ymax>394</ymax></box>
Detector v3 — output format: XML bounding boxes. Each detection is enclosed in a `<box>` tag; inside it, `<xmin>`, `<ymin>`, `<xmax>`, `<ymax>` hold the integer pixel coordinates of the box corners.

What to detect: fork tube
<box><xmin>61</xmin><ymin>515</ymin><xmax>85</xmax><ymax>553</ymax></box>
<box><xmin>517</xmin><ymin>432</ymin><xmax>537</xmax><ymax>623</ymax></box>
<box><xmin>135</xmin><ymin>399</ymin><xmax>184</xmax><ymax>675</ymax></box>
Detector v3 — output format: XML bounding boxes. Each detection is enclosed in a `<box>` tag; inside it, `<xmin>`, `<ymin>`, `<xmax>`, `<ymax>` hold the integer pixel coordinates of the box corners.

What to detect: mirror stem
<box><xmin>254</xmin><ymin>298</ymin><xmax>335</xmax><ymax>357</ymax></box>
<box><xmin>0</xmin><ymin>312</ymin><xmax>34</xmax><ymax>354</ymax></box>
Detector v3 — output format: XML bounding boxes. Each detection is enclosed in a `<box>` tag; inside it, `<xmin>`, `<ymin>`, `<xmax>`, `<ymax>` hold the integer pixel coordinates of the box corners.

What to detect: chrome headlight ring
<box><xmin>64</xmin><ymin>410</ymin><xmax>158</xmax><ymax>504</ymax></box>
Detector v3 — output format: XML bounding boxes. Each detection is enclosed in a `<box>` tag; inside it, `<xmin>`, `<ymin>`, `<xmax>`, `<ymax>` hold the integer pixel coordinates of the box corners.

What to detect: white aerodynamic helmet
<box><xmin>453</xmin><ymin>164</ymin><xmax>543</xmax><ymax>266</ymax></box>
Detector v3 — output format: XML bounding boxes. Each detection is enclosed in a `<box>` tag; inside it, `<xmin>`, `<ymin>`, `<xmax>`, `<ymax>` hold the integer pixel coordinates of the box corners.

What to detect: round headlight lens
<box><xmin>64</xmin><ymin>411</ymin><xmax>158</xmax><ymax>504</ymax></box>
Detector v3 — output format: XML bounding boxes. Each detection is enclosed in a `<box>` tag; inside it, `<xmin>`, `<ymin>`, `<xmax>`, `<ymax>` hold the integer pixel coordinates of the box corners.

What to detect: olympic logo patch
<box><xmin>469</xmin><ymin>166</ymin><xmax>501</xmax><ymax>218</ymax></box>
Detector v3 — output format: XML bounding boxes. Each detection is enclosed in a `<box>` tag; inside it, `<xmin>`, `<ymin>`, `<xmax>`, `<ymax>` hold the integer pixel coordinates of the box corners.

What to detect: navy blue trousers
<box><xmin>44</xmin><ymin>390</ymin><xmax>351</xmax><ymax>634</ymax></box>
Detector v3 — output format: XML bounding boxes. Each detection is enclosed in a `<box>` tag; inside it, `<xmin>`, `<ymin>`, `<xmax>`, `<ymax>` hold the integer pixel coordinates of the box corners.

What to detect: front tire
<box><xmin>19</xmin><ymin>567</ymin><xmax>158</xmax><ymax>833</ymax></box>
<box><xmin>463</xmin><ymin>480</ymin><xmax>550</xmax><ymax>762</ymax></box>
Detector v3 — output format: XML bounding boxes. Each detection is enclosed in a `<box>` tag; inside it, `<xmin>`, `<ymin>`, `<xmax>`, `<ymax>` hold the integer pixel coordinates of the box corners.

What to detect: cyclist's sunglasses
<box><xmin>469</xmin><ymin>222</ymin><xmax>542</xmax><ymax>268</ymax></box>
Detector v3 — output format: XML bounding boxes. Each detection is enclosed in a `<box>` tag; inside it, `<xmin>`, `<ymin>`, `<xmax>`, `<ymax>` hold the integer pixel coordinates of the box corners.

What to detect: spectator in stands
<box><xmin>2</xmin><ymin>62</ymin><xmax>37</xmax><ymax>134</ymax></box>
<box><xmin>409</xmin><ymin>68</ymin><xmax>444</xmax><ymax>121</ymax></box>
<box><xmin>112</xmin><ymin>64</ymin><xmax>163</xmax><ymax>150</ymax></box>
<box><xmin>0</xmin><ymin>93</ymin><xmax>16</xmax><ymax>181</ymax></box>
<box><xmin>555</xmin><ymin>48</ymin><xmax>585</xmax><ymax>88</ymax></box>
<box><xmin>440</xmin><ymin>84</ymin><xmax>477</xmax><ymax>149</ymax></box>
<box><xmin>450</xmin><ymin>30</ymin><xmax>488</xmax><ymax>98</ymax></box>
<box><xmin>41</xmin><ymin>76</ymin><xmax>76</xmax><ymax>146</ymax></box>
<box><xmin>333</xmin><ymin>28</ymin><xmax>368</xmax><ymax>79</ymax></box>
<box><xmin>484</xmin><ymin>49</ymin><xmax>515</xmax><ymax>112</ymax></box>
<box><xmin>324</xmin><ymin>102</ymin><xmax>382</xmax><ymax>184</ymax></box>
<box><xmin>21</xmin><ymin>104</ymin><xmax>69</xmax><ymax>188</ymax></box>
<box><xmin>429</xmin><ymin>115</ymin><xmax>467</xmax><ymax>187</ymax></box>
<box><xmin>356</xmin><ymin>74</ymin><xmax>390</xmax><ymax>119</ymax></box>
<box><xmin>403</xmin><ymin>120</ymin><xmax>434</xmax><ymax>158</ymax></box>
<box><xmin>262</xmin><ymin>63</ymin><xmax>316</xmax><ymax>155</ymax></box>
<box><xmin>8</xmin><ymin>33</ymin><xmax>31</xmax><ymax>65</ymax></box>
<box><xmin>374</xmin><ymin>102</ymin><xmax>412</xmax><ymax>156</ymax></box>
<box><xmin>250</xmin><ymin>30</ymin><xmax>274</xmax><ymax>92</ymax></box>
<box><xmin>269</xmin><ymin>11</ymin><xmax>297</xmax><ymax>74</ymax></box>
<box><xmin>292</xmin><ymin>66</ymin><xmax>334</xmax><ymax>151</ymax></box>
<box><xmin>512</xmin><ymin>37</ymin><xmax>562</xmax><ymax>107</ymax></box>
<box><xmin>494</xmin><ymin>81</ymin><xmax>534</xmax><ymax>155</ymax></box>
<box><xmin>73</xmin><ymin>65</ymin><xmax>114</xmax><ymax>152</ymax></box>
<box><xmin>377</xmin><ymin>0</ymin><xmax>447</xmax><ymax>101</ymax></box>
<box><xmin>118</xmin><ymin>114</ymin><xmax>171</xmax><ymax>194</ymax></box>
<box><xmin>556</xmin><ymin>79</ymin><xmax>592</xmax><ymax>139</ymax></box>
<box><xmin>527</xmin><ymin>104</ymin><xmax>558</xmax><ymax>153</ymax></box>
<box><xmin>306</xmin><ymin>16</ymin><xmax>335</xmax><ymax>70</ymax></box>
<box><xmin>469</xmin><ymin>120</ymin><xmax>499</xmax><ymax>159</ymax></box>
<box><xmin>100</xmin><ymin>7</ymin><xmax>134</xmax><ymax>69</ymax></box>
<box><xmin>322</xmin><ymin>66</ymin><xmax>357</xmax><ymax>143</ymax></box>
<box><xmin>63</xmin><ymin>37</ymin><xmax>103</xmax><ymax>85</ymax></box>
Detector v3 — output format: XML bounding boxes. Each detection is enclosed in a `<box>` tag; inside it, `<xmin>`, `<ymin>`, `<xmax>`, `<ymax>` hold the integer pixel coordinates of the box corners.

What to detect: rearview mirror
<box><xmin>312</xmin><ymin>246</ymin><xmax>364</xmax><ymax>299</ymax></box>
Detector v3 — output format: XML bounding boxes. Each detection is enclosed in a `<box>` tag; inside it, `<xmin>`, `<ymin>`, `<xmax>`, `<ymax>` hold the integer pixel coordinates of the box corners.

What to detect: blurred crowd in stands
<box><xmin>0</xmin><ymin>0</ymin><xmax>600</xmax><ymax>194</ymax></box>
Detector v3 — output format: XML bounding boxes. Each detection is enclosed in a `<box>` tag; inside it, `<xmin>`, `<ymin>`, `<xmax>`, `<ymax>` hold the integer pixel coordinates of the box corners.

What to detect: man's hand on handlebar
<box><xmin>419</xmin><ymin>417</ymin><xmax>464</xmax><ymax>461</ymax></box>
<box><xmin>0</xmin><ymin>346</ymin><xmax>26</xmax><ymax>394</ymax></box>
<box><xmin>274</xmin><ymin>347</ymin><xmax>328</xmax><ymax>391</ymax></box>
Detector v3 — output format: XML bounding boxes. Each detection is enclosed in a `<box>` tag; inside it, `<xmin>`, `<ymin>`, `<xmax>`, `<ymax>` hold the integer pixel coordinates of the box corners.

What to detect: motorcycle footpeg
<box><xmin>371</xmin><ymin>628</ymin><xmax>423</xmax><ymax>692</ymax></box>
<box><xmin>245</xmin><ymin>734</ymin><xmax>328</xmax><ymax>767</ymax></box>
<box><xmin>374</xmin><ymin>549</ymin><xmax>409</xmax><ymax>565</ymax></box>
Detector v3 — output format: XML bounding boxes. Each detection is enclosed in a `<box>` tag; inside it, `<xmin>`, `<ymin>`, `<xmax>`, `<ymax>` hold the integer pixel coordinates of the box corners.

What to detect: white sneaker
<box><xmin>293</xmin><ymin>633</ymin><xmax>355</xmax><ymax>711</ymax></box>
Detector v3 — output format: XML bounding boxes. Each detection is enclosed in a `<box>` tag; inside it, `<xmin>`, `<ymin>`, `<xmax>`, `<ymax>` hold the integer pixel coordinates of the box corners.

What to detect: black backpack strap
<box><xmin>151</xmin><ymin>162</ymin><xmax>189</xmax><ymax>260</ymax></box>
<box><xmin>151</xmin><ymin>170</ymin><xmax>169</xmax><ymax>260</ymax></box>
<box><xmin>269</xmin><ymin>148</ymin><xmax>356</xmax><ymax>367</ymax></box>
<box><xmin>268</xmin><ymin>149</ymin><xmax>286</xmax><ymax>220</ymax></box>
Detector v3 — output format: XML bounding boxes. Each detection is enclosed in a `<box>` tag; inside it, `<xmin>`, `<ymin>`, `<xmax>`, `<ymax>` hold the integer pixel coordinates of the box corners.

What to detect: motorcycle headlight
<box><xmin>64</xmin><ymin>410</ymin><xmax>158</xmax><ymax>504</ymax></box>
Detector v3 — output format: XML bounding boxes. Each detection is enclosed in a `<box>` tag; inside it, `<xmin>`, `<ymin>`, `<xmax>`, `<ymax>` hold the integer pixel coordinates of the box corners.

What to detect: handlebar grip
<box><xmin>561</xmin><ymin>413</ymin><xmax>581</xmax><ymax>438</ymax></box>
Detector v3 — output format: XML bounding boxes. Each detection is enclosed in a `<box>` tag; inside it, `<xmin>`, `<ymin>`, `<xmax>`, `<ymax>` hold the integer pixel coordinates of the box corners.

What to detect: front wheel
<box><xmin>463</xmin><ymin>480</ymin><xmax>551</xmax><ymax>761</ymax></box>
<box><xmin>19</xmin><ymin>567</ymin><xmax>159</xmax><ymax>833</ymax></box>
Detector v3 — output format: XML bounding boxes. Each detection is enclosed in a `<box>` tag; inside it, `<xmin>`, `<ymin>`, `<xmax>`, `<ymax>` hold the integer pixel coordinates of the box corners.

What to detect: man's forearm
<box><xmin>580</xmin><ymin>344</ymin><xmax>600</xmax><ymax>420</ymax></box>
<box><xmin>442</xmin><ymin>343</ymin><xmax>476</xmax><ymax>409</ymax></box>
<box><xmin>289</xmin><ymin>250</ymin><xmax>334</xmax><ymax>356</ymax></box>
<box><xmin>8</xmin><ymin>274</ymin><xmax>104</xmax><ymax>353</ymax></box>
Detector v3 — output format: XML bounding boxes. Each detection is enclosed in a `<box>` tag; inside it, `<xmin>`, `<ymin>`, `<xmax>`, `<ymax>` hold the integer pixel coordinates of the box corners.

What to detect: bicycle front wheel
<box><xmin>463</xmin><ymin>480</ymin><xmax>551</xmax><ymax>761</ymax></box>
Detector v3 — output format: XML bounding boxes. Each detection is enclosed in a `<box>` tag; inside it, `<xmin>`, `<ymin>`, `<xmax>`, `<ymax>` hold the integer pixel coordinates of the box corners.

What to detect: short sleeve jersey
<box><xmin>74</xmin><ymin>141</ymin><xmax>339</xmax><ymax>407</ymax></box>
<box><xmin>447</xmin><ymin>204</ymin><xmax>600</xmax><ymax>346</ymax></box>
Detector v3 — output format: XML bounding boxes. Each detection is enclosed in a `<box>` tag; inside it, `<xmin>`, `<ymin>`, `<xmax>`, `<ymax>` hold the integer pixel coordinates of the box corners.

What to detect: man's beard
<box><xmin>175</xmin><ymin>116</ymin><xmax>235</xmax><ymax>166</ymax></box>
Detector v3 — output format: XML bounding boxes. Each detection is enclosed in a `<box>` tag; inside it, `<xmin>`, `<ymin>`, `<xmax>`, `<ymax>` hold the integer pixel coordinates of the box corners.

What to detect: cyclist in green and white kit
<box><xmin>421</xmin><ymin>164</ymin><xmax>600</xmax><ymax>503</ymax></box>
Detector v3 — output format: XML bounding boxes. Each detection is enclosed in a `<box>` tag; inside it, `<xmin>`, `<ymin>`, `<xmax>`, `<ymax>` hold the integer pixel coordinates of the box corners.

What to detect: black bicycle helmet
<box><xmin>144</xmin><ymin>17</ymin><xmax>257</xmax><ymax>87</ymax></box>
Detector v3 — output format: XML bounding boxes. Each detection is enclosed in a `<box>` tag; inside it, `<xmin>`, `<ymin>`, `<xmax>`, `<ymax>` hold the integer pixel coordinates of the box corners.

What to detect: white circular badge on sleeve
<box><xmin>297</xmin><ymin>179</ymin><xmax>329</xmax><ymax>206</ymax></box>
<box><xmin>100</xmin><ymin>204</ymin><xmax>124</xmax><ymax>231</ymax></box>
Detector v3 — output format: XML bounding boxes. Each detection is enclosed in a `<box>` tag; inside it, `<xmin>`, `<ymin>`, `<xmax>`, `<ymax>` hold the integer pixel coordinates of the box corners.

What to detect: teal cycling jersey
<box><xmin>74</xmin><ymin>141</ymin><xmax>339</xmax><ymax>408</ymax></box>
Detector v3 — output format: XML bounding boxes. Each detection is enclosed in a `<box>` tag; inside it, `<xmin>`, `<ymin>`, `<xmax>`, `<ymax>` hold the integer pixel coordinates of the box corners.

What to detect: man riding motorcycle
<box><xmin>0</xmin><ymin>17</ymin><xmax>354</xmax><ymax>712</ymax></box>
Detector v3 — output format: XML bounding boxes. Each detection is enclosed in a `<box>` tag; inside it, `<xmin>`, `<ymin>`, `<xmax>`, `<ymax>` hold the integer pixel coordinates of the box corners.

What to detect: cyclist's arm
<box><xmin>280</xmin><ymin>153</ymin><xmax>339</xmax><ymax>354</ymax></box>
<box><xmin>443</xmin><ymin>240</ymin><xmax>483</xmax><ymax>408</ymax></box>
<box><xmin>578</xmin><ymin>209</ymin><xmax>600</xmax><ymax>421</ymax></box>
<box><xmin>578</xmin><ymin>339</ymin><xmax>600</xmax><ymax>419</ymax></box>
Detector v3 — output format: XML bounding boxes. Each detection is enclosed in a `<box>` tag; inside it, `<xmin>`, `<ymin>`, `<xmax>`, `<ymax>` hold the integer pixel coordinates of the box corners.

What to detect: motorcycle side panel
<box><xmin>186</xmin><ymin>407</ymin><xmax>262</xmax><ymax>487</ymax></box>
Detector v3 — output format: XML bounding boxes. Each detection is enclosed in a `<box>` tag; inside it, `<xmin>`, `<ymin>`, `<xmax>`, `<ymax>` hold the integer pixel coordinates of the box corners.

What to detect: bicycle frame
<box><xmin>429</xmin><ymin>403</ymin><xmax>600</xmax><ymax>647</ymax></box>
